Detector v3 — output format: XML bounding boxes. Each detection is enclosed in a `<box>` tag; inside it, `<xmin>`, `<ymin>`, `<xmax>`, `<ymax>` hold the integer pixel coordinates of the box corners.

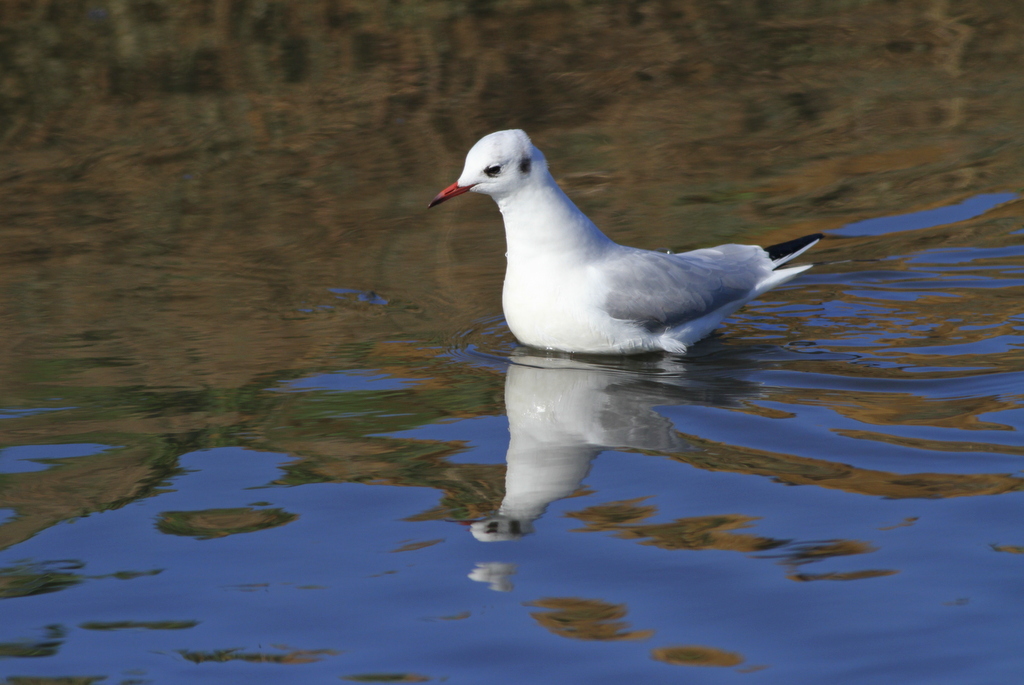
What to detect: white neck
<box><xmin>494</xmin><ymin>171</ymin><xmax>614</xmax><ymax>262</ymax></box>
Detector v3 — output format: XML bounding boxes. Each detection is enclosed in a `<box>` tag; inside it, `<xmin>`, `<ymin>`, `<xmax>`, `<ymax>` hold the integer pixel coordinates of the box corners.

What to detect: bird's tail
<box><xmin>766</xmin><ymin>233</ymin><xmax>824</xmax><ymax>267</ymax></box>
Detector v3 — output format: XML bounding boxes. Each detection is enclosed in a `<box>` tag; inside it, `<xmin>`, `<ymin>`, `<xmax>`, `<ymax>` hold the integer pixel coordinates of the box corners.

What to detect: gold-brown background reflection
<box><xmin>1</xmin><ymin>1</ymin><xmax>1023</xmax><ymax>550</ymax></box>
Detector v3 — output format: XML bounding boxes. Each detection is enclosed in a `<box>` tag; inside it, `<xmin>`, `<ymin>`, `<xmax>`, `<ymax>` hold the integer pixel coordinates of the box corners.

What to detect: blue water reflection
<box><xmin>830</xmin><ymin>193</ymin><xmax>1017</xmax><ymax>236</ymax></box>
<box><xmin>0</xmin><ymin>444</ymin><xmax>113</xmax><ymax>474</ymax></box>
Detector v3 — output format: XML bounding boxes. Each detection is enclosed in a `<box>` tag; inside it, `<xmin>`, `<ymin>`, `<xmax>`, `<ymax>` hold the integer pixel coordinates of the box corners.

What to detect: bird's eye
<box><xmin>484</xmin><ymin>165</ymin><xmax>502</xmax><ymax>177</ymax></box>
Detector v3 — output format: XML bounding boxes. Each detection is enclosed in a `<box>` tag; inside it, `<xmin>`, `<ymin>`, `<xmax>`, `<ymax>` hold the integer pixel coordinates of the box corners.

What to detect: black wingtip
<box><xmin>766</xmin><ymin>233</ymin><xmax>824</xmax><ymax>263</ymax></box>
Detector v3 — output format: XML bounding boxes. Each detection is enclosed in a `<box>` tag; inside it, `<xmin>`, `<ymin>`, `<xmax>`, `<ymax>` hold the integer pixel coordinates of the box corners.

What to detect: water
<box><xmin>3</xmin><ymin>2</ymin><xmax>1024</xmax><ymax>683</ymax></box>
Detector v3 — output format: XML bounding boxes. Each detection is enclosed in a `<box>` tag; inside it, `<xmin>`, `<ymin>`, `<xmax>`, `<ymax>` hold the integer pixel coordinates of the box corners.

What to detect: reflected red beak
<box><xmin>428</xmin><ymin>181</ymin><xmax>475</xmax><ymax>208</ymax></box>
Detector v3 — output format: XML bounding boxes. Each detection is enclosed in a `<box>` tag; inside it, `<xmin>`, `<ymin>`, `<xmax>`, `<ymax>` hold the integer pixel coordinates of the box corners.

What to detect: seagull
<box><xmin>429</xmin><ymin>129</ymin><xmax>822</xmax><ymax>354</ymax></box>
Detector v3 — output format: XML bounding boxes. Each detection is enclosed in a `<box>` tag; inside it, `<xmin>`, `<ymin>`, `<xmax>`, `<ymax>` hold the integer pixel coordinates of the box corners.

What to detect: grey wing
<box><xmin>601</xmin><ymin>245</ymin><xmax>771</xmax><ymax>331</ymax></box>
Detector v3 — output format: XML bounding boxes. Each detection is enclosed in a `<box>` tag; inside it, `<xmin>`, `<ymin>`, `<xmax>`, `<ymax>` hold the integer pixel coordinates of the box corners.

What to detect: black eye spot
<box><xmin>519</xmin><ymin>157</ymin><xmax>531</xmax><ymax>174</ymax></box>
<box><xmin>484</xmin><ymin>164</ymin><xmax>502</xmax><ymax>177</ymax></box>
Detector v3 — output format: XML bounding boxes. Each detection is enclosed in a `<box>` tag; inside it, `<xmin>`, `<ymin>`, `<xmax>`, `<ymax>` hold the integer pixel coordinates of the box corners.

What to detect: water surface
<box><xmin>2</xmin><ymin>2</ymin><xmax>1024</xmax><ymax>683</ymax></box>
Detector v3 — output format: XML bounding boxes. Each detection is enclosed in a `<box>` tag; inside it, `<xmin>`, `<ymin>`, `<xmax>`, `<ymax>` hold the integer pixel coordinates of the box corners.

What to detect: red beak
<box><xmin>428</xmin><ymin>181</ymin><xmax>475</xmax><ymax>208</ymax></box>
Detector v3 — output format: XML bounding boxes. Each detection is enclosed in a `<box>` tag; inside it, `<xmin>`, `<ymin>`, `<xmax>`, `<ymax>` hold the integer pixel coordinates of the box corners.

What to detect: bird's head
<box><xmin>429</xmin><ymin>129</ymin><xmax>545</xmax><ymax>207</ymax></box>
<box><xmin>469</xmin><ymin>514</ymin><xmax>534</xmax><ymax>542</ymax></box>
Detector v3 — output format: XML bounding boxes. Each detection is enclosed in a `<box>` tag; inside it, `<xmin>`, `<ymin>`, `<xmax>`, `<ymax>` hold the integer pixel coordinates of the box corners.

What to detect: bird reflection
<box><xmin>467</xmin><ymin>562</ymin><xmax>517</xmax><ymax>591</ymax></box>
<box><xmin>470</xmin><ymin>346</ymin><xmax>763</xmax><ymax>542</ymax></box>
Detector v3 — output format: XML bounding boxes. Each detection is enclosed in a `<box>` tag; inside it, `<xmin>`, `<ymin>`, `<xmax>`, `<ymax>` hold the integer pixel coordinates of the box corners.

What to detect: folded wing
<box><xmin>601</xmin><ymin>245</ymin><xmax>772</xmax><ymax>332</ymax></box>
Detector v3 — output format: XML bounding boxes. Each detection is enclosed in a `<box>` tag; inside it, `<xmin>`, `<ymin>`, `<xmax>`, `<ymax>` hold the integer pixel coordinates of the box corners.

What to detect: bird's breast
<box><xmin>501</xmin><ymin>256</ymin><xmax>647</xmax><ymax>353</ymax></box>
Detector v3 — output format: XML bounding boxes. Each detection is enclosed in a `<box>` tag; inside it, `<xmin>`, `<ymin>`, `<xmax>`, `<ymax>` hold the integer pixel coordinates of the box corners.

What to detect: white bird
<box><xmin>429</xmin><ymin>129</ymin><xmax>821</xmax><ymax>355</ymax></box>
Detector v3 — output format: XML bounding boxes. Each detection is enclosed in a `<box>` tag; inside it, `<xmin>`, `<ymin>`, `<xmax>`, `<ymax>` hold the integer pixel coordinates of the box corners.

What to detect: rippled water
<box><xmin>4</xmin><ymin>2</ymin><xmax>1024</xmax><ymax>683</ymax></box>
<box><xmin>4</xmin><ymin>192</ymin><xmax>1023</xmax><ymax>683</ymax></box>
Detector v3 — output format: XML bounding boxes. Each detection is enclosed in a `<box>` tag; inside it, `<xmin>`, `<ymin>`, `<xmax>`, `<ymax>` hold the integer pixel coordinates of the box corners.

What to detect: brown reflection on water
<box><xmin>788</xmin><ymin>569</ymin><xmax>899</xmax><ymax>582</ymax></box>
<box><xmin>155</xmin><ymin>506</ymin><xmax>297</xmax><ymax>539</ymax></box>
<box><xmin>0</xmin><ymin>624</ymin><xmax>64</xmax><ymax>659</ymax></box>
<box><xmin>676</xmin><ymin>433</ymin><xmax>1024</xmax><ymax>499</ymax></box>
<box><xmin>340</xmin><ymin>673</ymin><xmax>432</xmax><ymax>683</ymax></box>
<box><xmin>566</xmin><ymin>498</ymin><xmax>898</xmax><ymax>582</ymax></box>
<box><xmin>389</xmin><ymin>538</ymin><xmax>444</xmax><ymax>553</ymax></box>
<box><xmin>767</xmin><ymin>539</ymin><xmax>899</xmax><ymax>582</ymax></box>
<box><xmin>566</xmin><ymin>498</ymin><xmax>783</xmax><ymax>553</ymax></box>
<box><xmin>835</xmin><ymin>429</ymin><xmax>1024</xmax><ymax>457</ymax></box>
<box><xmin>5</xmin><ymin>0</ymin><xmax>1024</xmax><ymax>389</ymax></box>
<box><xmin>525</xmin><ymin>597</ymin><xmax>654</xmax><ymax>642</ymax></box>
<box><xmin>0</xmin><ymin>445</ymin><xmax>178</xmax><ymax>552</ymax></box>
<box><xmin>79</xmin><ymin>620</ymin><xmax>198</xmax><ymax>631</ymax></box>
<box><xmin>0</xmin><ymin>560</ymin><xmax>84</xmax><ymax>600</ymax></box>
<box><xmin>651</xmin><ymin>645</ymin><xmax>745</xmax><ymax>668</ymax></box>
<box><xmin>991</xmin><ymin>544</ymin><xmax>1024</xmax><ymax>554</ymax></box>
<box><xmin>785</xmin><ymin>391</ymin><xmax>1017</xmax><ymax>432</ymax></box>
<box><xmin>0</xmin><ymin>559</ymin><xmax>160</xmax><ymax>603</ymax></box>
<box><xmin>175</xmin><ymin>646</ymin><xmax>340</xmax><ymax>664</ymax></box>
<box><xmin>267</xmin><ymin>427</ymin><xmax>507</xmax><ymax>522</ymax></box>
